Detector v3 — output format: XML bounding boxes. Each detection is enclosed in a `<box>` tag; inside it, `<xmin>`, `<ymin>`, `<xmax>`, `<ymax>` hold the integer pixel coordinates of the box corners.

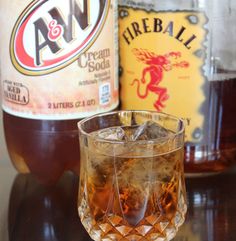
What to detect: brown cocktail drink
<box><xmin>78</xmin><ymin>111</ymin><xmax>187</xmax><ymax>241</ymax></box>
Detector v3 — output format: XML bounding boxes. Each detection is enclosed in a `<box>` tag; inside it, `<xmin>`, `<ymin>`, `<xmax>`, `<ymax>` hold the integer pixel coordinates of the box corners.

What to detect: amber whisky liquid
<box><xmin>185</xmin><ymin>75</ymin><xmax>236</xmax><ymax>175</ymax></box>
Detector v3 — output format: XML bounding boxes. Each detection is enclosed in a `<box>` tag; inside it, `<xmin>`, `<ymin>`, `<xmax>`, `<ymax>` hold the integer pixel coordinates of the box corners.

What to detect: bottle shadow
<box><xmin>8</xmin><ymin>172</ymin><xmax>92</xmax><ymax>241</ymax></box>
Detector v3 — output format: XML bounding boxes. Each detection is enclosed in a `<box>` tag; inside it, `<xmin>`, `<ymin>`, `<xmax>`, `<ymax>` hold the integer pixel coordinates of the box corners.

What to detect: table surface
<box><xmin>0</xmin><ymin>161</ymin><xmax>236</xmax><ymax>241</ymax></box>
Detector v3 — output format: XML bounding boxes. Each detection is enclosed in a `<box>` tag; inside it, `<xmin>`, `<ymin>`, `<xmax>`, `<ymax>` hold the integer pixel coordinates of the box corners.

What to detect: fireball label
<box><xmin>0</xmin><ymin>0</ymin><xmax>118</xmax><ymax>119</ymax></box>
<box><xmin>119</xmin><ymin>6</ymin><xmax>208</xmax><ymax>142</ymax></box>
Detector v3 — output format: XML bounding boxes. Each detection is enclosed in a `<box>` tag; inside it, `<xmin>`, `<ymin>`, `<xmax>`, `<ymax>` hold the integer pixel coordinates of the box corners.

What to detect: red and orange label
<box><xmin>119</xmin><ymin>7</ymin><xmax>208</xmax><ymax>142</ymax></box>
<box><xmin>0</xmin><ymin>0</ymin><xmax>119</xmax><ymax>119</ymax></box>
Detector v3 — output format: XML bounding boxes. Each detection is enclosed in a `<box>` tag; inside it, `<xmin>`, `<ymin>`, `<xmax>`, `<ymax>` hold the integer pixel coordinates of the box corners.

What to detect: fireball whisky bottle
<box><xmin>119</xmin><ymin>0</ymin><xmax>236</xmax><ymax>176</ymax></box>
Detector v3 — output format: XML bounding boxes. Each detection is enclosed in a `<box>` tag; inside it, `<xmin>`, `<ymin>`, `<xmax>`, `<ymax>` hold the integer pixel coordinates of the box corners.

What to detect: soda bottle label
<box><xmin>119</xmin><ymin>6</ymin><xmax>208</xmax><ymax>142</ymax></box>
<box><xmin>1</xmin><ymin>0</ymin><xmax>119</xmax><ymax>120</ymax></box>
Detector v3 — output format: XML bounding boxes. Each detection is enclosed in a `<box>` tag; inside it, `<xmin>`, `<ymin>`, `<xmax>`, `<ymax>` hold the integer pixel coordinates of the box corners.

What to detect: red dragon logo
<box><xmin>131</xmin><ymin>48</ymin><xmax>189</xmax><ymax>111</ymax></box>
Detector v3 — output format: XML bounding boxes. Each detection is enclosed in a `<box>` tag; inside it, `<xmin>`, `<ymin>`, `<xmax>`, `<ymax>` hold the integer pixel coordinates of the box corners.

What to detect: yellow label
<box><xmin>119</xmin><ymin>7</ymin><xmax>208</xmax><ymax>142</ymax></box>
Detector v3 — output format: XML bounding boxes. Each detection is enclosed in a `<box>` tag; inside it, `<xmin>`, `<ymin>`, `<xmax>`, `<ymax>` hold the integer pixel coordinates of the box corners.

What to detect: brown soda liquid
<box><xmin>184</xmin><ymin>76</ymin><xmax>236</xmax><ymax>175</ymax></box>
<box><xmin>1</xmin><ymin>0</ymin><xmax>118</xmax><ymax>185</ymax></box>
<box><xmin>3</xmin><ymin>111</ymin><xmax>81</xmax><ymax>184</ymax></box>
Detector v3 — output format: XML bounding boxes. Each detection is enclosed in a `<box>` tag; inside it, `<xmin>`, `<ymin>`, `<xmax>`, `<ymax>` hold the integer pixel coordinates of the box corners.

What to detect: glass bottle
<box><xmin>119</xmin><ymin>0</ymin><xmax>236</xmax><ymax>176</ymax></box>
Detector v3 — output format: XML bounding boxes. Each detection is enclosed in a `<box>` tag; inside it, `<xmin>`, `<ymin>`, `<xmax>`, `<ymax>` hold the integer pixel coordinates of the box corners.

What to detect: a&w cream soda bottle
<box><xmin>0</xmin><ymin>0</ymin><xmax>119</xmax><ymax>184</ymax></box>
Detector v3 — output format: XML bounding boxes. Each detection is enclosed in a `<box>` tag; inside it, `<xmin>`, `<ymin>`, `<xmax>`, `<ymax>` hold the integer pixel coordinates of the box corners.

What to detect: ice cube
<box><xmin>90</xmin><ymin>127</ymin><xmax>129</xmax><ymax>156</ymax></box>
<box><xmin>96</xmin><ymin>127</ymin><xmax>125</xmax><ymax>141</ymax></box>
<box><xmin>121</xmin><ymin>126</ymin><xmax>139</xmax><ymax>141</ymax></box>
<box><xmin>132</xmin><ymin>121</ymin><xmax>172</xmax><ymax>141</ymax></box>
